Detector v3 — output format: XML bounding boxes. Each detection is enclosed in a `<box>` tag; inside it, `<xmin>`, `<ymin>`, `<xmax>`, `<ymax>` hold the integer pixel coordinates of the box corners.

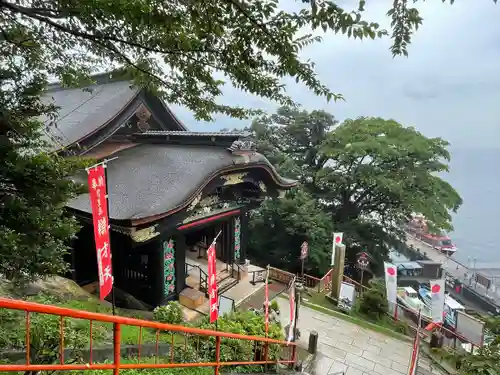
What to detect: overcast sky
<box><xmin>172</xmin><ymin>0</ymin><xmax>500</xmax><ymax>149</ymax></box>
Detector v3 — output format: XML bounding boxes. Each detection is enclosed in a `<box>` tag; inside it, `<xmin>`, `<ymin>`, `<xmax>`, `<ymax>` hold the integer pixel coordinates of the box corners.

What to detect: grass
<box><xmin>0</xmin><ymin>295</ymin><xmax>187</xmax><ymax>350</ymax></box>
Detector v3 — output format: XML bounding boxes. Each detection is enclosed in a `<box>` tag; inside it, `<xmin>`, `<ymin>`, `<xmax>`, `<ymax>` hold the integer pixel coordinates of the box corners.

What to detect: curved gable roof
<box><xmin>67</xmin><ymin>143</ymin><xmax>296</xmax><ymax>223</ymax></box>
<box><xmin>40</xmin><ymin>76</ymin><xmax>188</xmax><ymax>152</ymax></box>
<box><xmin>41</xmin><ymin>80</ymin><xmax>139</xmax><ymax>150</ymax></box>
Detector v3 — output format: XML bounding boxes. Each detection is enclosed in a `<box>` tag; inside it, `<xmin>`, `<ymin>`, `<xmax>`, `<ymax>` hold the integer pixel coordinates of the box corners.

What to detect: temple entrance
<box><xmin>183</xmin><ymin>218</ymin><xmax>234</xmax><ymax>265</ymax></box>
<box><xmin>181</xmin><ymin>215</ymin><xmax>238</xmax><ymax>299</ymax></box>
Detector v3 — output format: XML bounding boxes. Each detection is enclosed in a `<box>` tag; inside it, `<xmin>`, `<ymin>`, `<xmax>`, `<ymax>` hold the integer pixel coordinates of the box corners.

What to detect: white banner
<box><xmin>333</xmin><ymin>232</ymin><xmax>343</xmax><ymax>245</ymax></box>
<box><xmin>331</xmin><ymin>233</ymin><xmax>336</xmax><ymax>266</ymax></box>
<box><xmin>384</xmin><ymin>262</ymin><xmax>398</xmax><ymax>310</ymax></box>
<box><xmin>430</xmin><ymin>279</ymin><xmax>445</xmax><ymax>323</ymax></box>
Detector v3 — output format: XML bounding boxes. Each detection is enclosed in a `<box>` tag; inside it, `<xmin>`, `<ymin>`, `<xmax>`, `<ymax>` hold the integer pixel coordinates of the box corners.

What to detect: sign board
<box><xmin>218</xmin><ymin>295</ymin><xmax>235</xmax><ymax>318</ymax></box>
<box><xmin>456</xmin><ymin>310</ymin><xmax>485</xmax><ymax>347</ymax></box>
<box><xmin>338</xmin><ymin>282</ymin><xmax>356</xmax><ymax>311</ymax></box>
<box><xmin>356</xmin><ymin>252</ymin><xmax>370</xmax><ymax>270</ymax></box>
<box><xmin>475</xmin><ymin>273</ymin><xmax>492</xmax><ymax>290</ymax></box>
<box><xmin>300</xmin><ymin>241</ymin><xmax>308</xmax><ymax>260</ymax></box>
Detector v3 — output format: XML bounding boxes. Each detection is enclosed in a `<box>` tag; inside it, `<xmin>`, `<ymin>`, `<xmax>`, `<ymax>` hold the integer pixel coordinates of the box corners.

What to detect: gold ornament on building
<box><xmin>131</xmin><ymin>225</ymin><xmax>160</xmax><ymax>242</ymax></box>
<box><xmin>220</xmin><ymin>172</ymin><xmax>247</xmax><ymax>186</ymax></box>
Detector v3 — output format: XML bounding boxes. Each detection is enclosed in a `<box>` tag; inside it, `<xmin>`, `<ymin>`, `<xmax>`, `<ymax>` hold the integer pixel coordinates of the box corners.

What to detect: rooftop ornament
<box><xmin>227</xmin><ymin>133</ymin><xmax>257</xmax><ymax>154</ymax></box>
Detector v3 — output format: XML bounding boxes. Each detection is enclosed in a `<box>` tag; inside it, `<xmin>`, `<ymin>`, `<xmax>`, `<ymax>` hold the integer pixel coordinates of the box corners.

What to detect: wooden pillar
<box><xmin>174</xmin><ymin>233</ymin><xmax>186</xmax><ymax>296</ymax></box>
<box><xmin>330</xmin><ymin>244</ymin><xmax>346</xmax><ymax>300</ymax></box>
<box><xmin>150</xmin><ymin>238</ymin><xmax>165</xmax><ymax>306</ymax></box>
<box><xmin>223</xmin><ymin>219</ymin><xmax>232</xmax><ymax>264</ymax></box>
<box><xmin>238</xmin><ymin>210</ymin><xmax>248</xmax><ymax>264</ymax></box>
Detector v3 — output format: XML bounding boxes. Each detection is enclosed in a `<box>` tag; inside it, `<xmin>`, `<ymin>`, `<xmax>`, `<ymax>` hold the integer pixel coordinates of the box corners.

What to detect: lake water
<box><xmin>446</xmin><ymin>147</ymin><xmax>500</xmax><ymax>268</ymax></box>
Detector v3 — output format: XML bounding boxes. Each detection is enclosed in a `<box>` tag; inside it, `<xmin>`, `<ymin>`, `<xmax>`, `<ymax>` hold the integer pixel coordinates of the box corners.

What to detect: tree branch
<box><xmin>0</xmin><ymin>1</ymin><xmax>222</xmax><ymax>57</ymax></box>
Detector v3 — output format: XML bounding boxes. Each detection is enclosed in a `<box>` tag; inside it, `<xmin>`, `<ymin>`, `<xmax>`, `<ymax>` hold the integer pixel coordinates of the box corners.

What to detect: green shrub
<box><xmin>387</xmin><ymin>317</ymin><xmax>410</xmax><ymax>335</ymax></box>
<box><xmin>153</xmin><ymin>301</ymin><xmax>184</xmax><ymax>325</ymax></box>
<box><xmin>356</xmin><ymin>286</ymin><xmax>388</xmax><ymax>320</ymax></box>
<box><xmin>196</xmin><ymin>310</ymin><xmax>284</xmax><ymax>372</ymax></box>
<box><xmin>270</xmin><ymin>299</ymin><xmax>279</xmax><ymax>313</ymax></box>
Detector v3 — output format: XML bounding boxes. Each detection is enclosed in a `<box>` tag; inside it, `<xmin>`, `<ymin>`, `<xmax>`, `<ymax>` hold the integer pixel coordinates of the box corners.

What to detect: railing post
<box><xmin>289</xmin><ymin>344</ymin><xmax>297</xmax><ymax>369</ymax></box>
<box><xmin>215</xmin><ymin>336</ymin><xmax>221</xmax><ymax>375</ymax></box>
<box><xmin>113</xmin><ymin>322</ymin><xmax>121</xmax><ymax>375</ymax></box>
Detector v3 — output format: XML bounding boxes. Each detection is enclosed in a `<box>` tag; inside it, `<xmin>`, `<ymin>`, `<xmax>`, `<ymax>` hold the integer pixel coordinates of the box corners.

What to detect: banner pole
<box><xmin>103</xmin><ymin>160</ymin><xmax>116</xmax><ymax>316</ymax></box>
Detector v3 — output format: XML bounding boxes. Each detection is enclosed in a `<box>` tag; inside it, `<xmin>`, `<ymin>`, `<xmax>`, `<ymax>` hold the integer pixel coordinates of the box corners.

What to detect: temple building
<box><xmin>42</xmin><ymin>73</ymin><xmax>297</xmax><ymax>309</ymax></box>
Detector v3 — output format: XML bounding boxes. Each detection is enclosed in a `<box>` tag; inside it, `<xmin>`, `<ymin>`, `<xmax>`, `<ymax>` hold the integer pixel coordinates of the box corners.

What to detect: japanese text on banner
<box><xmin>207</xmin><ymin>243</ymin><xmax>218</xmax><ymax>323</ymax></box>
<box><xmin>87</xmin><ymin>166</ymin><xmax>113</xmax><ymax>300</ymax></box>
<box><xmin>287</xmin><ymin>278</ymin><xmax>296</xmax><ymax>343</ymax></box>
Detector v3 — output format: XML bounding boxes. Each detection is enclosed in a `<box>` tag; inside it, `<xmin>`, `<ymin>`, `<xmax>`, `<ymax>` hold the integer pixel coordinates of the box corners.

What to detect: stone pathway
<box><xmin>238</xmin><ymin>281</ymin><xmax>287</xmax><ymax>310</ymax></box>
<box><xmin>275</xmin><ymin>299</ymin><xmax>443</xmax><ymax>375</ymax></box>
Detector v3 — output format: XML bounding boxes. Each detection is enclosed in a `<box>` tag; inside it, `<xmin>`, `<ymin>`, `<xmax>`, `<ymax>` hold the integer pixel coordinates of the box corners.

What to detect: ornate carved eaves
<box><xmin>135</xmin><ymin>103</ymin><xmax>151</xmax><ymax>132</ymax></box>
<box><xmin>130</xmin><ymin>225</ymin><xmax>160</xmax><ymax>243</ymax></box>
<box><xmin>220</xmin><ymin>172</ymin><xmax>247</xmax><ymax>186</ymax></box>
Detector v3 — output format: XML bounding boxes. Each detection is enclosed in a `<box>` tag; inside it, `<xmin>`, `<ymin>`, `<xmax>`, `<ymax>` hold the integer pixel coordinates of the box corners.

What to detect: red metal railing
<box><xmin>0</xmin><ymin>298</ymin><xmax>297</xmax><ymax>374</ymax></box>
<box><xmin>390</xmin><ymin>300</ymin><xmax>483</xmax><ymax>350</ymax></box>
<box><xmin>301</xmin><ymin>269</ymin><xmax>333</xmax><ymax>293</ymax></box>
<box><xmin>319</xmin><ymin>269</ymin><xmax>333</xmax><ymax>292</ymax></box>
<box><xmin>343</xmin><ymin>275</ymin><xmax>370</xmax><ymax>295</ymax></box>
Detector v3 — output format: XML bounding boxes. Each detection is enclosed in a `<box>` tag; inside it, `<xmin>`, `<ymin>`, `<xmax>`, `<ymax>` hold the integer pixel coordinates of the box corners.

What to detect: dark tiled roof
<box><xmin>41</xmin><ymin>80</ymin><xmax>139</xmax><ymax>150</ymax></box>
<box><xmin>139</xmin><ymin>131</ymin><xmax>251</xmax><ymax>137</ymax></box>
<box><xmin>67</xmin><ymin>143</ymin><xmax>296</xmax><ymax>221</ymax></box>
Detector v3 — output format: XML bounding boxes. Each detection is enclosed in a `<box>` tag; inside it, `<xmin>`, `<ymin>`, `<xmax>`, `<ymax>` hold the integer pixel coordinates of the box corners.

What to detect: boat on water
<box><xmin>396</xmin><ymin>286</ymin><xmax>432</xmax><ymax>319</ymax></box>
<box><xmin>418</xmin><ymin>284</ymin><xmax>465</xmax><ymax>329</ymax></box>
<box><xmin>405</xmin><ymin>213</ymin><xmax>457</xmax><ymax>256</ymax></box>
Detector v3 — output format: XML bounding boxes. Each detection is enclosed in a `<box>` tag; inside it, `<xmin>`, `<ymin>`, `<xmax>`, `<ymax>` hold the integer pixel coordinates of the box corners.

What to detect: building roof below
<box><xmin>41</xmin><ymin>80</ymin><xmax>139</xmax><ymax>150</ymax></box>
<box><xmin>67</xmin><ymin>143</ymin><xmax>296</xmax><ymax>223</ymax></box>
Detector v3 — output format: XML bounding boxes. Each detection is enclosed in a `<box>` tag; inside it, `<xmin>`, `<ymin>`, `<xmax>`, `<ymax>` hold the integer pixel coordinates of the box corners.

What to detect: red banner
<box><xmin>207</xmin><ymin>243</ymin><xmax>218</xmax><ymax>323</ymax></box>
<box><xmin>87</xmin><ymin>165</ymin><xmax>113</xmax><ymax>300</ymax></box>
<box><xmin>287</xmin><ymin>278</ymin><xmax>296</xmax><ymax>343</ymax></box>
<box><xmin>265</xmin><ymin>269</ymin><xmax>269</xmax><ymax>335</ymax></box>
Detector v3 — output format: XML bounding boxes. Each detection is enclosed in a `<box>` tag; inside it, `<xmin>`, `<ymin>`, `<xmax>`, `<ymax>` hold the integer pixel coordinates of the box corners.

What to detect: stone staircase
<box><xmin>185</xmin><ymin>264</ymin><xmax>238</xmax><ymax>295</ymax></box>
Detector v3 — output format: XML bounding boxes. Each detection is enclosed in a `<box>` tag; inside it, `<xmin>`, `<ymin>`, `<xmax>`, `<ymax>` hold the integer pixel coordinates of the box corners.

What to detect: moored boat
<box><xmin>418</xmin><ymin>284</ymin><xmax>465</xmax><ymax>329</ymax></box>
<box><xmin>405</xmin><ymin>213</ymin><xmax>457</xmax><ymax>256</ymax></box>
<box><xmin>397</xmin><ymin>286</ymin><xmax>432</xmax><ymax>319</ymax></box>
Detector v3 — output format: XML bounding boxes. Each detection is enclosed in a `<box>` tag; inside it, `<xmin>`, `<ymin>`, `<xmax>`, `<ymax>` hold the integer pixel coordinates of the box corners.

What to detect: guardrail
<box><xmin>0</xmin><ymin>298</ymin><xmax>297</xmax><ymax>374</ymax></box>
<box><xmin>268</xmin><ymin>267</ymin><xmax>295</xmax><ymax>285</ymax></box>
<box><xmin>185</xmin><ymin>262</ymin><xmax>209</xmax><ymax>297</ymax></box>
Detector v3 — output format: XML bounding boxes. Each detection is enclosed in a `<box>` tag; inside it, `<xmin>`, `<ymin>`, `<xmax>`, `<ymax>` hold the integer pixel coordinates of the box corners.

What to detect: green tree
<box><xmin>248</xmin><ymin>109</ymin><xmax>462</xmax><ymax>272</ymax></box>
<box><xmin>456</xmin><ymin>319</ymin><xmax>500</xmax><ymax>375</ymax></box>
<box><xmin>0</xmin><ymin>0</ymin><xmax>474</xmax><ymax>284</ymax></box>
<box><xmin>248</xmin><ymin>188</ymin><xmax>333</xmax><ymax>275</ymax></box>
<box><xmin>0</xmin><ymin>70</ymin><xmax>87</xmax><ymax>284</ymax></box>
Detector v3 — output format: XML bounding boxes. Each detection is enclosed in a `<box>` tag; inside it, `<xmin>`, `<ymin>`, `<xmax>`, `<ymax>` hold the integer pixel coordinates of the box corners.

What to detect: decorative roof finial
<box><xmin>227</xmin><ymin>134</ymin><xmax>257</xmax><ymax>153</ymax></box>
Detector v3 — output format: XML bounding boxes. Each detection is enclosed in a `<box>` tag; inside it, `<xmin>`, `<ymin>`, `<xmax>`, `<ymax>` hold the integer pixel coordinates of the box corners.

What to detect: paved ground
<box><xmin>406</xmin><ymin>235</ymin><xmax>500</xmax><ymax>305</ymax></box>
<box><xmin>275</xmin><ymin>299</ymin><xmax>443</xmax><ymax>375</ymax></box>
<box><xmin>238</xmin><ymin>281</ymin><xmax>287</xmax><ymax>310</ymax></box>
